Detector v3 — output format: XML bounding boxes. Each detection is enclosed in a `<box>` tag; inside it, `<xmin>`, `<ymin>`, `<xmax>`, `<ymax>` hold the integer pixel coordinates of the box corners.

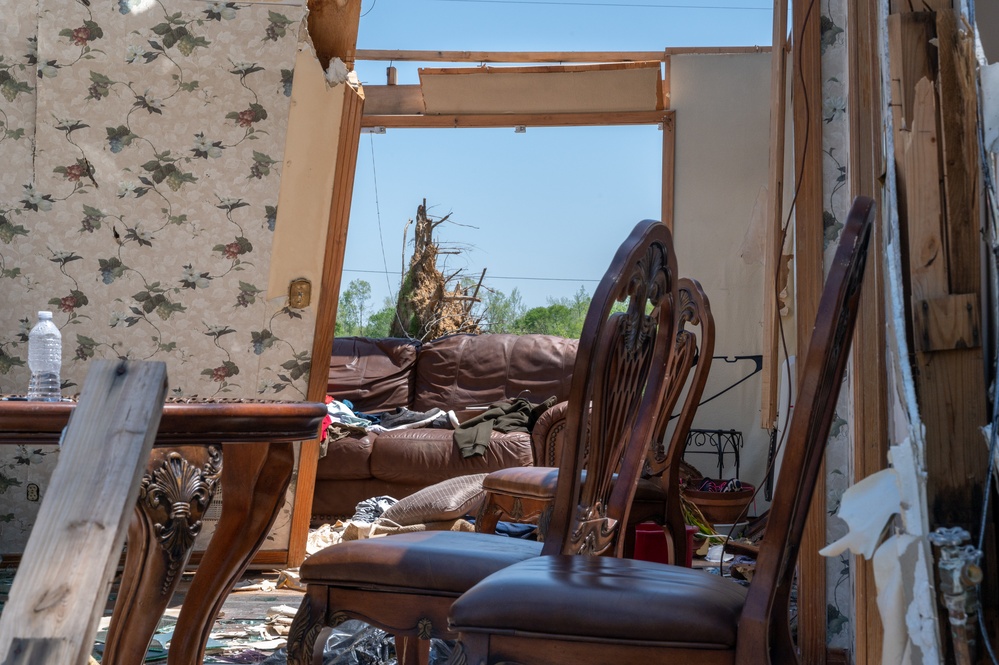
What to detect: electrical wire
<box><xmin>343</xmin><ymin>267</ymin><xmax>601</xmax><ymax>283</ymax></box>
<box><xmin>427</xmin><ymin>0</ymin><xmax>770</xmax><ymax>9</ymax></box>
<box><xmin>365</xmin><ymin>135</ymin><xmax>414</xmax><ymax>338</ymax></box>
<box><xmin>367</xmin><ymin>136</ymin><xmax>396</xmax><ymax>303</ymax></box>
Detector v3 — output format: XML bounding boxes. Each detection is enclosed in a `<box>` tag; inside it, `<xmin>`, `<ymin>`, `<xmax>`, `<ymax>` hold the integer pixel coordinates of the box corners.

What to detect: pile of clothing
<box><xmin>320</xmin><ymin>396</ymin><xmax>556</xmax><ymax>459</ymax></box>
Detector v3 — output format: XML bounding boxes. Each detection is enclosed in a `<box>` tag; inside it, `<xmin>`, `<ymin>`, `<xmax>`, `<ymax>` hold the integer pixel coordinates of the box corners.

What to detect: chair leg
<box><xmin>396</xmin><ymin>635</ymin><xmax>432</xmax><ymax>665</ymax></box>
<box><xmin>286</xmin><ymin>586</ymin><xmax>330</xmax><ymax>665</ymax></box>
<box><xmin>474</xmin><ymin>493</ymin><xmax>503</xmax><ymax>534</ymax></box>
<box><xmin>451</xmin><ymin>633</ymin><xmax>490</xmax><ymax>665</ymax></box>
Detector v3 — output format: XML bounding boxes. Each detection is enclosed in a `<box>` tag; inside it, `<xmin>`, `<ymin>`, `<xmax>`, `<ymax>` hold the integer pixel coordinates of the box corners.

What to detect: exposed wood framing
<box><xmin>661</xmin><ymin>111</ymin><xmax>675</xmax><ymax>233</ymax></box>
<box><xmin>420</xmin><ymin>61</ymin><xmax>662</xmax><ymax>77</ymax></box>
<box><xmin>791</xmin><ymin>0</ymin><xmax>827</xmax><ymax>660</ymax></box>
<box><xmin>889</xmin><ymin>5</ymin><xmax>996</xmax><ymax>649</ymax></box>
<box><xmin>847</xmin><ymin>0</ymin><xmax>888</xmax><ymax>661</ymax></box>
<box><xmin>290</xmin><ymin>84</ymin><xmax>364</xmax><ymax>567</ymax></box>
<box><xmin>307</xmin><ymin>0</ymin><xmax>362</xmax><ymax>70</ymax></box>
<box><xmin>362</xmin><ymin>110</ymin><xmax>669</xmax><ymax>129</ymax></box>
<box><xmin>891</xmin><ymin>8</ymin><xmax>988</xmax><ymax>546</ymax></box>
<box><xmin>355</xmin><ymin>46</ymin><xmax>770</xmax><ymax>63</ymax></box>
<box><xmin>761</xmin><ymin>0</ymin><xmax>789</xmax><ymax>429</ymax></box>
<box><xmin>364</xmin><ymin>85</ymin><xmax>425</xmax><ymax>116</ymax></box>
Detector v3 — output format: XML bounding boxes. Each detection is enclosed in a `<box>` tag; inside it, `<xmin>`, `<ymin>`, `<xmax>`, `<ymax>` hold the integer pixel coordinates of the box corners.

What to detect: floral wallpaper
<box><xmin>0</xmin><ymin>0</ymin><xmax>312</xmax><ymax>554</ymax></box>
<box><xmin>818</xmin><ymin>0</ymin><xmax>854</xmax><ymax>651</ymax></box>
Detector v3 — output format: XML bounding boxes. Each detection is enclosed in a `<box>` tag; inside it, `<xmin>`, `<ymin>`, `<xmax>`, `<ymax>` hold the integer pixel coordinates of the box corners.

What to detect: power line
<box><xmin>343</xmin><ymin>267</ymin><xmax>600</xmax><ymax>283</ymax></box>
<box><xmin>368</xmin><ymin>136</ymin><xmax>396</xmax><ymax>301</ymax></box>
<box><xmin>426</xmin><ymin>0</ymin><xmax>770</xmax><ymax>9</ymax></box>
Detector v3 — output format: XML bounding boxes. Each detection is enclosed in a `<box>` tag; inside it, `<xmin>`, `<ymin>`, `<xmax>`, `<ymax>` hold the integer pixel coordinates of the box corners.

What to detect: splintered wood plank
<box><xmin>902</xmin><ymin>76</ymin><xmax>949</xmax><ymax>300</ymax></box>
<box><xmin>887</xmin><ymin>13</ymin><xmax>936</xmax><ymax>144</ymax></box>
<box><xmin>0</xmin><ymin>361</ymin><xmax>167</xmax><ymax>665</ymax></box>
<box><xmin>936</xmin><ymin>10</ymin><xmax>981</xmax><ymax>295</ymax></box>
<box><xmin>887</xmin><ymin>12</ymin><xmax>937</xmax><ymax>241</ymax></box>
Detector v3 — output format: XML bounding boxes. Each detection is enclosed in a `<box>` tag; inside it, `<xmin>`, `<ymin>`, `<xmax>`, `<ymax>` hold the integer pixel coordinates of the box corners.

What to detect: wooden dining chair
<box><xmin>285</xmin><ymin>218</ymin><xmax>680</xmax><ymax>665</ymax></box>
<box><xmin>474</xmin><ymin>276</ymin><xmax>715</xmax><ymax>568</ymax></box>
<box><xmin>447</xmin><ymin>195</ymin><xmax>875</xmax><ymax>665</ymax></box>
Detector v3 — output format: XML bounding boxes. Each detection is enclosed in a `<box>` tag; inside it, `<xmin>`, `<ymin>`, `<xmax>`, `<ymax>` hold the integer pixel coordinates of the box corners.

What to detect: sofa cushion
<box><xmin>411</xmin><ymin>334</ymin><xmax>577</xmax><ymax>412</ymax></box>
<box><xmin>328</xmin><ymin>337</ymin><xmax>420</xmax><ymax>413</ymax></box>
<box><xmin>316</xmin><ymin>435</ymin><xmax>374</xmax><ymax>481</ymax></box>
<box><xmin>369</xmin><ymin>428</ymin><xmax>533</xmax><ymax>485</ymax></box>
<box><xmin>381</xmin><ymin>473</ymin><xmax>488</xmax><ymax>525</ymax></box>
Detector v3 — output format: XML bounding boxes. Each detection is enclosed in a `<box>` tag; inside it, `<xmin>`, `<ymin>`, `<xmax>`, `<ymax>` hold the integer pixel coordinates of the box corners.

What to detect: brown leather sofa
<box><xmin>312</xmin><ymin>333</ymin><xmax>578</xmax><ymax>523</ymax></box>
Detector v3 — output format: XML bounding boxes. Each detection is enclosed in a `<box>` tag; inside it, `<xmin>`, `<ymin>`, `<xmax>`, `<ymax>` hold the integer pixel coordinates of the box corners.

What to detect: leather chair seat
<box><xmin>482</xmin><ymin>466</ymin><xmax>559</xmax><ymax>499</ymax></box>
<box><xmin>449</xmin><ymin>555</ymin><xmax>747</xmax><ymax>648</ymax></box>
<box><xmin>300</xmin><ymin>531</ymin><xmax>543</xmax><ymax>595</ymax></box>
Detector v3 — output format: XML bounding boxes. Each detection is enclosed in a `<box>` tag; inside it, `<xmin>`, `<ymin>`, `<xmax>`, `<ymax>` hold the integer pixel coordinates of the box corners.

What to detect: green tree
<box><xmin>365</xmin><ymin>297</ymin><xmax>396</xmax><ymax>338</ymax></box>
<box><xmin>480</xmin><ymin>287</ymin><xmax>525</xmax><ymax>333</ymax></box>
<box><xmin>517</xmin><ymin>302</ymin><xmax>577</xmax><ymax>336</ymax></box>
<box><xmin>335</xmin><ymin>279</ymin><xmax>371</xmax><ymax>336</ymax></box>
<box><xmin>508</xmin><ymin>286</ymin><xmax>627</xmax><ymax>339</ymax></box>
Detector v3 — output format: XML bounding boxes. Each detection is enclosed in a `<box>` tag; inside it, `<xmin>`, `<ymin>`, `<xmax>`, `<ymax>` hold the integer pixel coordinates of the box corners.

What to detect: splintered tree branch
<box><xmin>390</xmin><ymin>199</ymin><xmax>482</xmax><ymax>340</ymax></box>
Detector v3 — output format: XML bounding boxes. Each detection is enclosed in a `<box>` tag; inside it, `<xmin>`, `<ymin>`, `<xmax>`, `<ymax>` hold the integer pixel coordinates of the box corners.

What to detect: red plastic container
<box><xmin>633</xmin><ymin>522</ymin><xmax>697</xmax><ymax>567</ymax></box>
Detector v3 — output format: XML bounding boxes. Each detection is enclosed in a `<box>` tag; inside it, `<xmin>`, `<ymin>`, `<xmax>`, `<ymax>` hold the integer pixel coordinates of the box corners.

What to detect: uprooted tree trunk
<box><xmin>390</xmin><ymin>199</ymin><xmax>482</xmax><ymax>340</ymax></box>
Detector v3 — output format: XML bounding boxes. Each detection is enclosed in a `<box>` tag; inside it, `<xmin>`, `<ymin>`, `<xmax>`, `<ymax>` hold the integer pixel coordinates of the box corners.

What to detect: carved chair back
<box><xmin>644</xmin><ymin>277</ymin><xmax>715</xmax><ymax>564</ymax></box>
<box><xmin>541</xmin><ymin>219</ymin><xmax>679</xmax><ymax>557</ymax></box>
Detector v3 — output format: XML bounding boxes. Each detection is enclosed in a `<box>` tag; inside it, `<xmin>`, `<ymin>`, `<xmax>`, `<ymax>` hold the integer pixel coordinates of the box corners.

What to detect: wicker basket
<box><xmin>683</xmin><ymin>487</ymin><xmax>754</xmax><ymax>524</ymax></box>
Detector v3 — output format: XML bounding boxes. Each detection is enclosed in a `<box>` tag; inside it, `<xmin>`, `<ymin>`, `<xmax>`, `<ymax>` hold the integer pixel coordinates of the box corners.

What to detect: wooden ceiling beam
<box><xmin>361</xmin><ymin>110</ymin><xmax>669</xmax><ymax>129</ymax></box>
<box><xmin>355</xmin><ymin>46</ymin><xmax>770</xmax><ymax>64</ymax></box>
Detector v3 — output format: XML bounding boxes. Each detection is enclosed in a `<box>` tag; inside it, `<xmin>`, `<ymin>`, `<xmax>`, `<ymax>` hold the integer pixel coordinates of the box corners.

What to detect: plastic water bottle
<box><xmin>27</xmin><ymin>311</ymin><xmax>62</xmax><ymax>402</ymax></box>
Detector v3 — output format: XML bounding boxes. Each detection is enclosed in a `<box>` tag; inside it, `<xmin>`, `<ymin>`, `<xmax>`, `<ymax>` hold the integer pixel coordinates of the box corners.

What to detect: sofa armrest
<box><xmin>531</xmin><ymin>400</ymin><xmax>569</xmax><ymax>467</ymax></box>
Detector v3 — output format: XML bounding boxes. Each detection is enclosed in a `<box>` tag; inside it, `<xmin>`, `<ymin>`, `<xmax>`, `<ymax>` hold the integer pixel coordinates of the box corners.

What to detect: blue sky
<box><xmin>342</xmin><ymin>0</ymin><xmax>773</xmax><ymax>315</ymax></box>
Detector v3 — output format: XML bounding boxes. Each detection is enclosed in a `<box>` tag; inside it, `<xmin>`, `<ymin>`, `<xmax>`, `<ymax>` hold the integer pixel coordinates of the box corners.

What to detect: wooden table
<box><xmin>0</xmin><ymin>397</ymin><xmax>327</xmax><ymax>665</ymax></box>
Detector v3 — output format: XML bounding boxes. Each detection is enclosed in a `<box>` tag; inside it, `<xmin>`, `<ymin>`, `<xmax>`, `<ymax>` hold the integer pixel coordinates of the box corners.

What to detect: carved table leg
<box><xmin>102</xmin><ymin>445</ymin><xmax>222</xmax><ymax>665</ymax></box>
<box><xmin>168</xmin><ymin>441</ymin><xmax>294</xmax><ymax>665</ymax></box>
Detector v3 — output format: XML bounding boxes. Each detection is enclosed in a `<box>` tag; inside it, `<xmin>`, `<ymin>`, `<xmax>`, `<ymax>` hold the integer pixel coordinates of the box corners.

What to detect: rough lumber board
<box><xmin>1</xmin><ymin>638</ymin><xmax>60</xmax><ymax>665</ymax></box>
<box><xmin>363</xmin><ymin>85</ymin><xmax>425</xmax><ymax>116</ymax></box>
<box><xmin>901</xmin><ymin>77</ymin><xmax>949</xmax><ymax>300</ymax></box>
<box><xmin>761</xmin><ymin>0</ymin><xmax>788</xmax><ymax>430</ymax></box>
<box><xmin>887</xmin><ymin>12</ymin><xmax>937</xmax><ymax>248</ymax></box>
<box><xmin>792</xmin><ymin>0</ymin><xmax>827</xmax><ymax>659</ymax></box>
<box><xmin>916</xmin><ymin>351</ymin><xmax>988</xmax><ymax>527</ymax></box>
<box><xmin>355</xmin><ymin>46</ymin><xmax>771</xmax><ymax>63</ymax></box>
<box><xmin>912</xmin><ymin>293</ymin><xmax>980</xmax><ymax>352</ymax></box>
<box><xmin>294</xmin><ymin>84</ymin><xmax>364</xmax><ymax>567</ymax></box>
<box><xmin>848</xmin><ymin>0</ymin><xmax>888</xmax><ymax>661</ymax></box>
<box><xmin>935</xmin><ymin>10</ymin><xmax>981</xmax><ymax>296</ymax></box>
<box><xmin>361</xmin><ymin>110</ymin><xmax>668</xmax><ymax>129</ymax></box>
<box><xmin>887</xmin><ymin>14</ymin><xmax>937</xmax><ymax>137</ymax></box>
<box><xmin>0</xmin><ymin>360</ymin><xmax>167</xmax><ymax>665</ymax></box>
